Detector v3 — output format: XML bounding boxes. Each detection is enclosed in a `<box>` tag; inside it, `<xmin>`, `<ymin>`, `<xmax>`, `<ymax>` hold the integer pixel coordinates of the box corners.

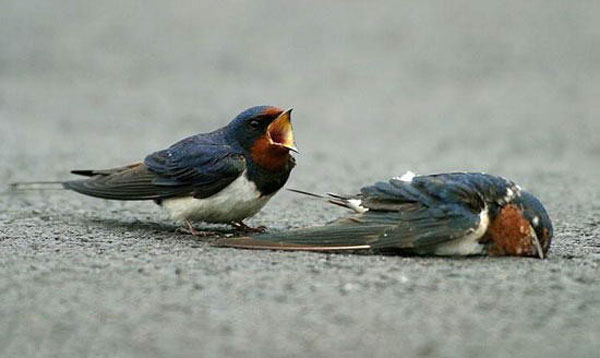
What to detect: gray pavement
<box><xmin>1</xmin><ymin>1</ymin><xmax>599</xmax><ymax>357</ymax></box>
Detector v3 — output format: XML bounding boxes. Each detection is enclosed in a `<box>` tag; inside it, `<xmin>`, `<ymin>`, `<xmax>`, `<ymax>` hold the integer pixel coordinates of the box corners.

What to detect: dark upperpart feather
<box><xmin>214</xmin><ymin>203</ymin><xmax>482</xmax><ymax>254</ymax></box>
<box><xmin>63</xmin><ymin>163</ymin><xmax>193</xmax><ymax>200</ymax></box>
<box><xmin>63</xmin><ymin>149</ymin><xmax>248</xmax><ymax>201</ymax></box>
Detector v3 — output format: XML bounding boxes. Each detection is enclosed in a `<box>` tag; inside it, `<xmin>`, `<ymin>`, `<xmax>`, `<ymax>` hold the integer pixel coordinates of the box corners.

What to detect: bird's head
<box><xmin>516</xmin><ymin>191</ymin><xmax>554</xmax><ymax>258</ymax></box>
<box><xmin>487</xmin><ymin>190</ymin><xmax>553</xmax><ymax>259</ymax></box>
<box><xmin>229</xmin><ymin>106</ymin><xmax>297</xmax><ymax>171</ymax></box>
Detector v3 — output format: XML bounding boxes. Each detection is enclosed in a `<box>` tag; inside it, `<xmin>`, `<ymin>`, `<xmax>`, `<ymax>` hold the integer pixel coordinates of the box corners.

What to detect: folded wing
<box><xmin>63</xmin><ymin>136</ymin><xmax>246</xmax><ymax>200</ymax></box>
<box><xmin>215</xmin><ymin>188</ymin><xmax>485</xmax><ymax>253</ymax></box>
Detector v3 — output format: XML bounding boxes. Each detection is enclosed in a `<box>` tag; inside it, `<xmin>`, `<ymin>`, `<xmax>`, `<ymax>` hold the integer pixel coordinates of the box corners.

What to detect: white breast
<box><xmin>433</xmin><ymin>207</ymin><xmax>489</xmax><ymax>256</ymax></box>
<box><xmin>161</xmin><ymin>172</ymin><xmax>274</xmax><ymax>223</ymax></box>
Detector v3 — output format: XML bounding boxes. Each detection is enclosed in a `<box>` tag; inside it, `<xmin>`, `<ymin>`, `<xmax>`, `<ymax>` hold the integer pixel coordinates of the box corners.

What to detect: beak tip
<box><xmin>532</xmin><ymin>235</ymin><xmax>545</xmax><ymax>259</ymax></box>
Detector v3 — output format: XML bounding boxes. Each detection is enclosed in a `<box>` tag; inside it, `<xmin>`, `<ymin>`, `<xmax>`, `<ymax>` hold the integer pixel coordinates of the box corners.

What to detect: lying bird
<box><xmin>215</xmin><ymin>172</ymin><xmax>553</xmax><ymax>258</ymax></box>
<box><xmin>11</xmin><ymin>106</ymin><xmax>298</xmax><ymax>233</ymax></box>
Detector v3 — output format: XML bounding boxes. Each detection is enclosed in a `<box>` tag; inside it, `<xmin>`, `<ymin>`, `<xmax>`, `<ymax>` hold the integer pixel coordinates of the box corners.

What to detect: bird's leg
<box><xmin>178</xmin><ymin>219</ymin><xmax>218</xmax><ymax>237</ymax></box>
<box><xmin>231</xmin><ymin>221</ymin><xmax>267</xmax><ymax>233</ymax></box>
<box><xmin>184</xmin><ymin>219</ymin><xmax>201</xmax><ymax>236</ymax></box>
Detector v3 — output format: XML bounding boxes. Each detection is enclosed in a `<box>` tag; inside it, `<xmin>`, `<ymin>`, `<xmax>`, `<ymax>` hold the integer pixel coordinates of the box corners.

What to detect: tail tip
<box><xmin>5</xmin><ymin>181</ymin><xmax>65</xmax><ymax>191</ymax></box>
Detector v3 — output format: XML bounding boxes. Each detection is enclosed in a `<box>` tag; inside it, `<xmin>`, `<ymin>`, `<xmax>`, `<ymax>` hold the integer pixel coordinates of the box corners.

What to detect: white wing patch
<box><xmin>503</xmin><ymin>187</ymin><xmax>515</xmax><ymax>203</ymax></box>
<box><xmin>346</xmin><ymin>199</ymin><xmax>369</xmax><ymax>213</ymax></box>
<box><xmin>394</xmin><ymin>170</ymin><xmax>417</xmax><ymax>183</ymax></box>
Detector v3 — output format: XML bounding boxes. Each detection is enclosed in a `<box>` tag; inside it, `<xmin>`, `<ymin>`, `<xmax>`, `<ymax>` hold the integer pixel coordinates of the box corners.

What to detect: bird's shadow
<box><xmin>82</xmin><ymin>217</ymin><xmax>236</xmax><ymax>240</ymax></box>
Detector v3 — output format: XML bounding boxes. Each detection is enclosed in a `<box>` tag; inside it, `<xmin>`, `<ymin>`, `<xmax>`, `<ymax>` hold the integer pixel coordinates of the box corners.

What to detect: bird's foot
<box><xmin>178</xmin><ymin>220</ymin><xmax>219</xmax><ymax>237</ymax></box>
<box><xmin>231</xmin><ymin>221</ymin><xmax>267</xmax><ymax>233</ymax></box>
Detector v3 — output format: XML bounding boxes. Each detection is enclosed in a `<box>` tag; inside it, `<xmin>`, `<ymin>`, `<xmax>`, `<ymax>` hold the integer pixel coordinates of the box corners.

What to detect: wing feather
<box><xmin>214</xmin><ymin>203</ymin><xmax>483</xmax><ymax>254</ymax></box>
<box><xmin>64</xmin><ymin>134</ymin><xmax>246</xmax><ymax>201</ymax></box>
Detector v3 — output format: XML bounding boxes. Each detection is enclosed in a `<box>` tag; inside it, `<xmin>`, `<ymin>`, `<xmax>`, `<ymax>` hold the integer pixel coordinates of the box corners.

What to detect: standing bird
<box><xmin>215</xmin><ymin>172</ymin><xmax>553</xmax><ymax>258</ymax></box>
<box><xmin>11</xmin><ymin>106</ymin><xmax>298</xmax><ymax>233</ymax></box>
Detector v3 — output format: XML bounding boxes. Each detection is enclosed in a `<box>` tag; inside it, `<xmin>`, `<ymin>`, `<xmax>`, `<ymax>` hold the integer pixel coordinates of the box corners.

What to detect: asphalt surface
<box><xmin>1</xmin><ymin>1</ymin><xmax>599</xmax><ymax>357</ymax></box>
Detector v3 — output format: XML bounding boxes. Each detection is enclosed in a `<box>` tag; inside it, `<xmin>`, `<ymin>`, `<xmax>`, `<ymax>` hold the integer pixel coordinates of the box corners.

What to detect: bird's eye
<box><xmin>249</xmin><ymin>120</ymin><xmax>260</xmax><ymax>130</ymax></box>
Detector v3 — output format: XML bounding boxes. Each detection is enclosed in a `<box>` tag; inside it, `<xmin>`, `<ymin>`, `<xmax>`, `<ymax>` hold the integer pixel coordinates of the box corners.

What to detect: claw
<box><xmin>231</xmin><ymin>221</ymin><xmax>267</xmax><ymax>233</ymax></box>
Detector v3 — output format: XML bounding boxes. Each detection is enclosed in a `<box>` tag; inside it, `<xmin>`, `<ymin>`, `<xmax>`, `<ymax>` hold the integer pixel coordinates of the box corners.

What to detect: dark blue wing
<box><xmin>360</xmin><ymin>172</ymin><xmax>514</xmax><ymax>211</ymax></box>
<box><xmin>144</xmin><ymin>135</ymin><xmax>246</xmax><ymax>199</ymax></box>
<box><xmin>213</xmin><ymin>202</ymin><xmax>483</xmax><ymax>253</ymax></box>
<box><xmin>62</xmin><ymin>134</ymin><xmax>246</xmax><ymax>201</ymax></box>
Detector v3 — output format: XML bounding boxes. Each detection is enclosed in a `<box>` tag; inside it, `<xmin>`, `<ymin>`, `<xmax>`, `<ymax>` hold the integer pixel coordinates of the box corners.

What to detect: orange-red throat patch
<box><xmin>251</xmin><ymin>109</ymin><xmax>297</xmax><ymax>171</ymax></box>
<box><xmin>486</xmin><ymin>204</ymin><xmax>539</xmax><ymax>257</ymax></box>
<box><xmin>251</xmin><ymin>134</ymin><xmax>293</xmax><ymax>172</ymax></box>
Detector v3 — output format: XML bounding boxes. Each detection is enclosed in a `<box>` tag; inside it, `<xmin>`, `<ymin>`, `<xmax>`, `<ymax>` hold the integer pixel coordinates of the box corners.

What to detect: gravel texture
<box><xmin>1</xmin><ymin>1</ymin><xmax>599</xmax><ymax>357</ymax></box>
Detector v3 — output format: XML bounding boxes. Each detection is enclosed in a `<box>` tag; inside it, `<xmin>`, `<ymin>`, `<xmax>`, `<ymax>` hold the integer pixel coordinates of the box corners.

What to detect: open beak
<box><xmin>267</xmin><ymin>108</ymin><xmax>298</xmax><ymax>153</ymax></box>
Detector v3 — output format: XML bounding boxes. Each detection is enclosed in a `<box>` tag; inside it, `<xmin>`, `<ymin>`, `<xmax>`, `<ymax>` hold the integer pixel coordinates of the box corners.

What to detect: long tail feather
<box><xmin>213</xmin><ymin>218</ymin><xmax>393</xmax><ymax>251</ymax></box>
<box><xmin>214</xmin><ymin>236</ymin><xmax>371</xmax><ymax>251</ymax></box>
<box><xmin>8</xmin><ymin>181</ymin><xmax>66</xmax><ymax>191</ymax></box>
<box><xmin>286</xmin><ymin>187</ymin><xmax>362</xmax><ymax>212</ymax></box>
<box><xmin>286</xmin><ymin>188</ymin><xmax>326</xmax><ymax>199</ymax></box>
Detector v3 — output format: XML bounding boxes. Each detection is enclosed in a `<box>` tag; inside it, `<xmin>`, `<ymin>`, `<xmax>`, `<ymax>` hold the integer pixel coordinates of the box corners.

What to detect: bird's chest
<box><xmin>247</xmin><ymin>156</ymin><xmax>295</xmax><ymax>196</ymax></box>
<box><xmin>162</xmin><ymin>175</ymin><xmax>273</xmax><ymax>223</ymax></box>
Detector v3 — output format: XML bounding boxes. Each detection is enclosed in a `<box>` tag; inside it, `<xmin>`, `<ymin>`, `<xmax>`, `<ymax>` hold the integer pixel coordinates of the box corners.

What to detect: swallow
<box><xmin>11</xmin><ymin>106</ymin><xmax>298</xmax><ymax>232</ymax></box>
<box><xmin>214</xmin><ymin>172</ymin><xmax>553</xmax><ymax>258</ymax></box>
